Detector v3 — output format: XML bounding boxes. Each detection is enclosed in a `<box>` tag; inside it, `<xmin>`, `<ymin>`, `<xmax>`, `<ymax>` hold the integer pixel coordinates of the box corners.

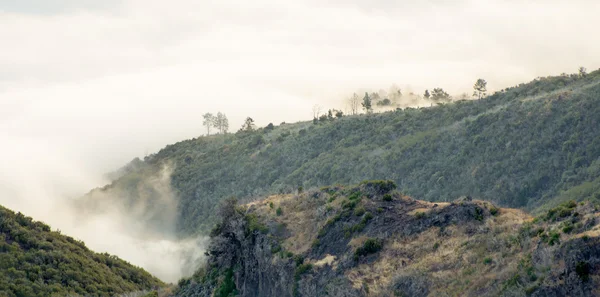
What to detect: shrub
<box><xmin>415</xmin><ymin>212</ymin><xmax>426</xmax><ymax>219</ymax></box>
<box><xmin>246</xmin><ymin>214</ymin><xmax>269</xmax><ymax>234</ymax></box>
<box><xmin>354</xmin><ymin>238</ymin><xmax>383</xmax><ymax>260</ymax></box>
<box><xmin>489</xmin><ymin>206</ymin><xmax>499</xmax><ymax>216</ymax></box>
<box><xmin>354</xmin><ymin>207</ymin><xmax>366</xmax><ymax>216</ymax></box>
<box><xmin>483</xmin><ymin>258</ymin><xmax>493</xmax><ymax>265</ymax></box>
<box><xmin>276</xmin><ymin>207</ymin><xmax>283</xmax><ymax>216</ymax></box>
<box><xmin>383</xmin><ymin>194</ymin><xmax>393</xmax><ymax>201</ymax></box>
<box><xmin>360</xmin><ymin>180</ymin><xmax>397</xmax><ymax>195</ymax></box>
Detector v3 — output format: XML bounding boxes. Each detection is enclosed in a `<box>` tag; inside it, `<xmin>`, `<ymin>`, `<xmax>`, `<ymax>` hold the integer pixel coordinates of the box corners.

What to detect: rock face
<box><xmin>172</xmin><ymin>182</ymin><xmax>600</xmax><ymax>297</ymax></box>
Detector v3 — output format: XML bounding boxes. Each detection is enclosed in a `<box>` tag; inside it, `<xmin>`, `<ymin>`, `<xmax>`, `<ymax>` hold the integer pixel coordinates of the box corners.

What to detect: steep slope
<box><xmin>0</xmin><ymin>205</ymin><xmax>165</xmax><ymax>297</ymax></box>
<box><xmin>174</xmin><ymin>181</ymin><xmax>600</xmax><ymax>297</ymax></box>
<box><xmin>83</xmin><ymin>69</ymin><xmax>600</xmax><ymax>235</ymax></box>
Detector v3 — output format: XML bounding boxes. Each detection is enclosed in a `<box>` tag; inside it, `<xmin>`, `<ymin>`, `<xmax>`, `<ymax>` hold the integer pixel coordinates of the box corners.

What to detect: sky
<box><xmin>1</xmin><ymin>0</ymin><xmax>599</xmax><ymax>282</ymax></box>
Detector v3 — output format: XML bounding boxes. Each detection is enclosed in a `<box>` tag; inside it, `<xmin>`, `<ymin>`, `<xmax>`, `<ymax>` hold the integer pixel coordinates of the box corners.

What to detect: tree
<box><xmin>240</xmin><ymin>117</ymin><xmax>256</xmax><ymax>132</ymax></box>
<box><xmin>312</xmin><ymin>105</ymin><xmax>323</xmax><ymax>119</ymax></box>
<box><xmin>348</xmin><ymin>93</ymin><xmax>360</xmax><ymax>115</ymax></box>
<box><xmin>579</xmin><ymin>67</ymin><xmax>587</xmax><ymax>78</ymax></box>
<box><xmin>202</xmin><ymin>113</ymin><xmax>215</xmax><ymax>135</ymax></box>
<box><xmin>473</xmin><ymin>78</ymin><xmax>487</xmax><ymax>100</ymax></box>
<box><xmin>362</xmin><ymin>92</ymin><xmax>372</xmax><ymax>113</ymax></box>
<box><xmin>213</xmin><ymin>112</ymin><xmax>229</xmax><ymax>134</ymax></box>
<box><xmin>424</xmin><ymin>90</ymin><xmax>430</xmax><ymax>100</ymax></box>
<box><xmin>376</xmin><ymin>98</ymin><xmax>391</xmax><ymax>106</ymax></box>
<box><xmin>431</xmin><ymin>88</ymin><xmax>451</xmax><ymax>101</ymax></box>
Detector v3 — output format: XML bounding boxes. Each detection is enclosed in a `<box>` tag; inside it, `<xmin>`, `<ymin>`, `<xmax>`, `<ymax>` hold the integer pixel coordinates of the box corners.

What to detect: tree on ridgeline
<box><xmin>424</xmin><ymin>89</ymin><xmax>431</xmax><ymax>100</ymax></box>
<box><xmin>431</xmin><ymin>88</ymin><xmax>451</xmax><ymax>101</ymax></box>
<box><xmin>214</xmin><ymin>112</ymin><xmax>229</xmax><ymax>134</ymax></box>
<box><xmin>203</xmin><ymin>113</ymin><xmax>215</xmax><ymax>135</ymax></box>
<box><xmin>240</xmin><ymin>117</ymin><xmax>256</xmax><ymax>132</ymax></box>
<box><xmin>473</xmin><ymin>78</ymin><xmax>488</xmax><ymax>100</ymax></box>
<box><xmin>362</xmin><ymin>92</ymin><xmax>372</xmax><ymax>113</ymax></box>
<box><xmin>348</xmin><ymin>93</ymin><xmax>360</xmax><ymax>115</ymax></box>
<box><xmin>579</xmin><ymin>67</ymin><xmax>587</xmax><ymax>78</ymax></box>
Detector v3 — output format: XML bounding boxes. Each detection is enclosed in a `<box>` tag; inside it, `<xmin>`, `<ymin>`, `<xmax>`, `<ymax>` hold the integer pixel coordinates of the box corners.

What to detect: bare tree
<box><xmin>213</xmin><ymin>112</ymin><xmax>229</xmax><ymax>134</ymax></box>
<box><xmin>202</xmin><ymin>113</ymin><xmax>215</xmax><ymax>135</ymax></box>
<box><xmin>312</xmin><ymin>104</ymin><xmax>323</xmax><ymax>119</ymax></box>
<box><xmin>347</xmin><ymin>93</ymin><xmax>360</xmax><ymax>115</ymax></box>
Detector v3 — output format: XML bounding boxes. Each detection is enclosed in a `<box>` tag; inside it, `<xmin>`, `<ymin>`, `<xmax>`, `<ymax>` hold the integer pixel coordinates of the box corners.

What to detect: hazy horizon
<box><xmin>1</xmin><ymin>0</ymin><xmax>599</xmax><ymax>282</ymax></box>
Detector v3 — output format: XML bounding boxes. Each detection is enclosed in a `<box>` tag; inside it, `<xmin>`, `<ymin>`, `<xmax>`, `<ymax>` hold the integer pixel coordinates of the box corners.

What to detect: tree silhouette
<box><xmin>473</xmin><ymin>79</ymin><xmax>488</xmax><ymax>100</ymax></box>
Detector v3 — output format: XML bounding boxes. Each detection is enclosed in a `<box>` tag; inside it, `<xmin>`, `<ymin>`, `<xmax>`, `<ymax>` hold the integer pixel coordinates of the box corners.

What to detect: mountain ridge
<box><xmin>0</xmin><ymin>204</ymin><xmax>165</xmax><ymax>297</ymax></box>
<box><xmin>80</xmin><ymin>69</ymin><xmax>600</xmax><ymax>236</ymax></box>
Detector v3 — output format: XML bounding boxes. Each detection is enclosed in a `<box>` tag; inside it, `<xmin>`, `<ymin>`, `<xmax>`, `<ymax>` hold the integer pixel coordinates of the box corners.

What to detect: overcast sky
<box><xmin>1</xmin><ymin>0</ymin><xmax>599</xmax><ymax>280</ymax></box>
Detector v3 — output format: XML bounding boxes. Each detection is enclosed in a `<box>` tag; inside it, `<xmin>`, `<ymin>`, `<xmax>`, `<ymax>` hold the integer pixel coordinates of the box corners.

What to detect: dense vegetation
<box><xmin>0</xmin><ymin>205</ymin><xmax>164</xmax><ymax>297</ymax></box>
<box><xmin>87</xmin><ymin>69</ymin><xmax>600</xmax><ymax>235</ymax></box>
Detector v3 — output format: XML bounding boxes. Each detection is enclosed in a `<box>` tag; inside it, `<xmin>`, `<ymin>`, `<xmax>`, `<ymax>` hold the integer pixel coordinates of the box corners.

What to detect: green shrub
<box><xmin>562</xmin><ymin>223</ymin><xmax>574</xmax><ymax>233</ymax></box>
<box><xmin>354</xmin><ymin>207</ymin><xmax>366</xmax><ymax>216</ymax></box>
<box><xmin>354</xmin><ymin>238</ymin><xmax>383</xmax><ymax>260</ymax></box>
<box><xmin>215</xmin><ymin>269</ymin><xmax>238</xmax><ymax>297</ymax></box>
<box><xmin>276</xmin><ymin>207</ymin><xmax>283</xmax><ymax>216</ymax></box>
<box><xmin>360</xmin><ymin>180</ymin><xmax>397</xmax><ymax>195</ymax></box>
<box><xmin>246</xmin><ymin>214</ymin><xmax>269</xmax><ymax>234</ymax></box>
<box><xmin>382</xmin><ymin>194</ymin><xmax>393</xmax><ymax>201</ymax></box>
<box><xmin>489</xmin><ymin>206</ymin><xmax>499</xmax><ymax>216</ymax></box>
<box><xmin>483</xmin><ymin>258</ymin><xmax>493</xmax><ymax>265</ymax></box>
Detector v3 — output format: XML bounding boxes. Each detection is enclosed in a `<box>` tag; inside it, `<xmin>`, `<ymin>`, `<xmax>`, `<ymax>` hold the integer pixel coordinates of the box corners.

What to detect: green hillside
<box><xmin>84</xmin><ymin>69</ymin><xmax>600</xmax><ymax>235</ymax></box>
<box><xmin>0</xmin><ymin>205</ymin><xmax>164</xmax><ymax>297</ymax></box>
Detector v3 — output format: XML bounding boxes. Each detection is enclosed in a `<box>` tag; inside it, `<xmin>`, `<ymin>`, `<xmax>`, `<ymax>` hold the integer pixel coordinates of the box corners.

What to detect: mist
<box><xmin>2</xmin><ymin>0</ymin><xmax>600</xmax><ymax>284</ymax></box>
<box><xmin>0</xmin><ymin>133</ymin><xmax>206</xmax><ymax>283</ymax></box>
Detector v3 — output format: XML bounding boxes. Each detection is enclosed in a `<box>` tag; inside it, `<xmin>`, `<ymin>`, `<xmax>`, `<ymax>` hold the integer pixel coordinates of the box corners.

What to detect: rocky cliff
<box><xmin>173</xmin><ymin>181</ymin><xmax>600</xmax><ymax>296</ymax></box>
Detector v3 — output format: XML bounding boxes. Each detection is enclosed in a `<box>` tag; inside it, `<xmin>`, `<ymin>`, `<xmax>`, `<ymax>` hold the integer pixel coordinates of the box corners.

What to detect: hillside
<box><xmin>173</xmin><ymin>181</ymin><xmax>600</xmax><ymax>297</ymax></box>
<box><xmin>81</xmin><ymin>69</ymin><xmax>600</xmax><ymax>236</ymax></box>
<box><xmin>0</xmin><ymin>205</ymin><xmax>165</xmax><ymax>297</ymax></box>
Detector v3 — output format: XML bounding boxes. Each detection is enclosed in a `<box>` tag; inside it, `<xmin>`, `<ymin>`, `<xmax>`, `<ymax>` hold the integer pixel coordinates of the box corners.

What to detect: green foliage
<box><xmin>276</xmin><ymin>207</ymin><xmax>283</xmax><ymax>216</ymax></box>
<box><xmin>545</xmin><ymin>200</ymin><xmax>577</xmax><ymax>221</ymax></box>
<box><xmin>540</xmin><ymin>230</ymin><xmax>560</xmax><ymax>246</ymax></box>
<box><xmin>360</xmin><ymin>180</ymin><xmax>397</xmax><ymax>195</ymax></box>
<box><xmin>295</xmin><ymin>263</ymin><xmax>313</xmax><ymax>276</ymax></box>
<box><xmin>383</xmin><ymin>194</ymin><xmax>393</xmax><ymax>201</ymax></box>
<box><xmin>354</xmin><ymin>238</ymin><xmax>383</xmax><ymax>260</ymax></box>
<box><xmin>354</xmin><ymin>207</ymin><xmax>366</xmax><ymax>216</ymax></box>
<box><xmin>0</xmin><ymin>205</ymin><xmax>163</xmax><ymax>297</ymax></box>
<box><xmin>473</xmin><ymin>207</ymin><xmax>484</xmax><ymax>221</ymax></box>
<box><xmin>489</xmin><ymin>206</ymin><xmax>499</xmax><ymax>216</ymax></box>
<box><xmin>344</xmin><ymin>212</ymin><xmax>374</xmax><ymax>237</ymax></box>
<box><xmin>91</xmin><ymin>70</ymin><xmax>600</xmax><ymax>236</ymax></box>
<box><xmin>214</xmin><ymin>269</ymin><xmax>238</xmax><ymax>297</ymax></box>
<box><xmin>483</xmin><ymin>258</ymin><xmax>493</xmax><ymax>265</ymax></box>
<box><xmin>415</xmin><ymin>212</ymin><xmax>426</xmax><ymax>219</ymax></box>
<box><xmin>246</xmin><ymin>214</ymin><xmax>269</xmax><ymax>234</ymax></box>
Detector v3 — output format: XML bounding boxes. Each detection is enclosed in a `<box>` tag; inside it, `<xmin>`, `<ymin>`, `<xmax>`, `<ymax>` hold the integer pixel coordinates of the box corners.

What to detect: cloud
<box><xmin>1</xmin><ymin>0</ymin><xmax>599</xmax><ymax>282</ymax></box>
